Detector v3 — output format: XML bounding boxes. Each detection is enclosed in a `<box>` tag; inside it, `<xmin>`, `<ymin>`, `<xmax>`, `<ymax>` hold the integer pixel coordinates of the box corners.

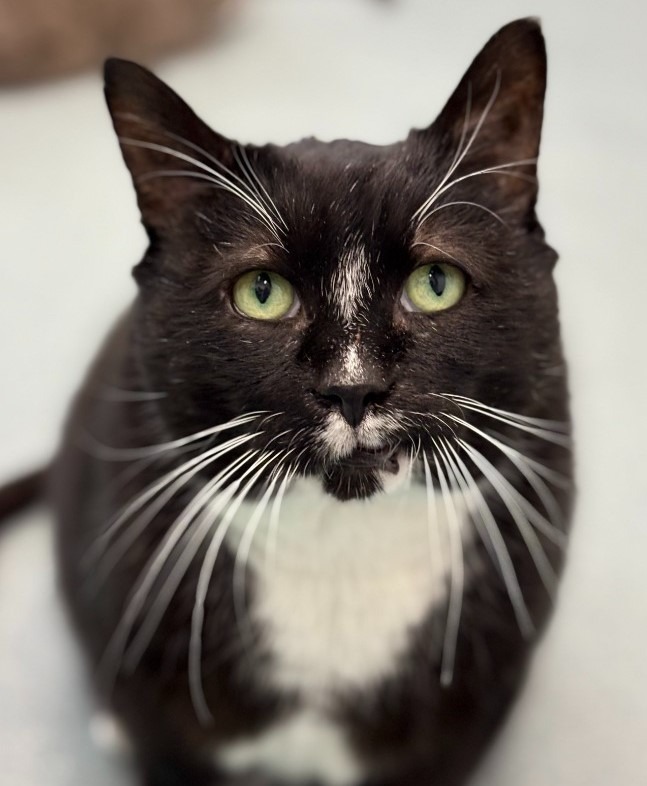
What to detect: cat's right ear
<box><xmin>413</xmin><ymin>19</ymin><xmax>547</xmax><ymax>217</ymax></box>
<box><xmin>104</xmin><ymin>59</ymin><xmax>235</xmax><ymax>230</ymax></box>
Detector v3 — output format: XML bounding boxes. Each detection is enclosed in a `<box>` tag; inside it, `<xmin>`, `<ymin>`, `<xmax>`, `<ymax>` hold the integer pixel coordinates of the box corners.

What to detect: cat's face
<box><xmin>106</xmin><ymin>20</ymin><xmax>564</xmax><ymax>500</ymax></box>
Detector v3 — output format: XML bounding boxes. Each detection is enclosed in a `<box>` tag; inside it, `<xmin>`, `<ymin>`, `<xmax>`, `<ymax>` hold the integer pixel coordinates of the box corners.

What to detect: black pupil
<box><xmin>254</xmin><ymin>272</ymin><xmax>272</xmax><ymax>304</ymax></box>
<box><xmin>428</xmin><ymin>265</ymin><xmax>446</xmax><ymax>296</ymax></box>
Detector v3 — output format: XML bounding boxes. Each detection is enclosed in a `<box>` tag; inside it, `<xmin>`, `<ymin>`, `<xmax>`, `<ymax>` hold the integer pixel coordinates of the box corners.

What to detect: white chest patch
<box><xmin>218</xmin><ymin>461</ymin><xmax>476</xmax><ymax>784</ymax></box>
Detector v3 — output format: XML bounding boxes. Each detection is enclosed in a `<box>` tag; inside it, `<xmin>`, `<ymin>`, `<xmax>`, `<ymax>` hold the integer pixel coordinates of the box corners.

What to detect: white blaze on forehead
<box><xmin>341</xmin><ymin>343</ymin><xmax>363</xmax><ymax>383</ymax></box>
<box><xmin>330</xmin><ymin>243</ymin><xmax>371</xmax><ymax>324</ymax></box>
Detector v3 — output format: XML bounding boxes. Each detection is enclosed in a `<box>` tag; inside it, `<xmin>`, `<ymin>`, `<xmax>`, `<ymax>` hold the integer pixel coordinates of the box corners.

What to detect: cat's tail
<box><xmin>0</xmin><ymin>469</ymin><xmax>47</xmax><ymax>528</ymax></box>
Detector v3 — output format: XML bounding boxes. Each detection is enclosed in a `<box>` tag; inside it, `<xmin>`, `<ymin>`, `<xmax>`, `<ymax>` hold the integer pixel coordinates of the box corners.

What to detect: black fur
<box><xmin>52</xmin><ymin>19</ymin><xmax>573</xmax><ymax>786</ymax></box>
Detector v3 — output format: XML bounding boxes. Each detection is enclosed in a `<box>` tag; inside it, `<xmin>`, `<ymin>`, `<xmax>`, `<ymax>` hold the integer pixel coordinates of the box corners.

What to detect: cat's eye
<box><xmin>232</xmin><ymin>270</ymin><xmax>298</xmax><ymax>321</ymax></box>
<box><xmin>401</xmin><ymin>262</ymin><xmax>466</xmax><ymax>314</ymax></box>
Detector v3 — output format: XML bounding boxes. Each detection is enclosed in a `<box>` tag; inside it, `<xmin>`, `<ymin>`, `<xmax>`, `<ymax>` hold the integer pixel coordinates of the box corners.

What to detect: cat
<box><xmin>35</xmin><ymin>16</ymin><xmax>573</xmax><ymax>786</ymax></box>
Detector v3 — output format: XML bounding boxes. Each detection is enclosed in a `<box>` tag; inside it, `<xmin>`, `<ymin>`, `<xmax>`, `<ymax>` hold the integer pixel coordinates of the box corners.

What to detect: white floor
<box><xmin>1</xmin><ymin>1</ymin><xmax>646</xmax><ymax>784</ymax></box>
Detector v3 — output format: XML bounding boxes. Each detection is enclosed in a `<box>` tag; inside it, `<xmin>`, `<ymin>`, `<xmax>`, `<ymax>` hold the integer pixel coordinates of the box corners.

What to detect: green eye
<box><xmin>232</xmin><ymin>270</ymin><xmax>297</xmax><ymax>320</ymax></box>
<box><xmin>403</xmin><ymin>262</ymin><xmax>466</xmax><ymax>314</ymax></box>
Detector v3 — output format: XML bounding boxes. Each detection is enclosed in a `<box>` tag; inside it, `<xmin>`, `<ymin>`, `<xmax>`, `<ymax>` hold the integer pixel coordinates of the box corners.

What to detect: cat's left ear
<box><xmin>416</xmin><ymin>18</ymin><xmax>547</xmax><ymax>214</ymax></box>
<box><xmin>104</xmin><ymin>58</ymin><xmax>237</xmax><ymax>231</ymax></box>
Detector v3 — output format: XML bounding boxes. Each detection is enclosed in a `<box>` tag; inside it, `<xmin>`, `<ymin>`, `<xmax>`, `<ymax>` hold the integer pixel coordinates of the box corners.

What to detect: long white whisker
<box><xmin>457</xmin><ymin>438</ymin><xmax>558</xmax><ymax>597</ymax></box>
<box><xmin>232</xmin><ymin>457</ymin><xmax>293</xmax><ymax>642</ymax></box>
<box><xmin>431</xmin><ymin>442</ymin><xmax>464</xmax><ymax>687</ymax></box>
<box><xmin>264</xmin><ymin>465</ymin><xmax>297</xmax><ymax>574</ymax></box>
<box><xmin>235</xmin><ymin>146</ymin><xmax>289</xmax><ymax>231</ymax></box>
<box><xmin>80</xmin><ymin>412</ymin><xmax>263</xmax><ymax>461</ymax></box>
<box><xmin>413</xmin><ymin>70</ymin><xmax>501</xmax><ymax>222</ymax></box>
<box><xmin>98</xmin><ymin>448</ymin><xmax>258</xmax><ymax>687</ymax></box>
<box><xmin>421</xmin><ymin>452</ymin><xmax>441</xmax><ymax>601</ymax></box>
<box><xmin>438</xmin><ymin>437</ymin><xmax>534</xmax><ymax>638</ymax></box>
<box><xmin>443</xmin><ymin>413</ymin><xmax>568</xmax><ymax>531</ymax></box>
<box><xmin>410</xmin><ymin>241</ymin><xmax>464</xmax><ymax>266</ymax></box>
<box><xmin>419</xmin><ymin>200</ymin><xmax>508</xmax><ymax>227</ymax></box>
<box><xmin>124</xmin><ymin>432</ymin><xmax>296</xmax><ymax>668</ymax></box>
<box><xmin>417</xmin><ymin>159</ymin><xmax>537</xmax><ymax>228</ymax></box>
<box><xmin>86</xmin><ymin>431</ymin><xmax>259</xmax><ymax>573</ymax></box>
<box><xmin>119</xmin><ymin>138</ymin><xmax>283</xmax><ymax>242</ymax></box>
<box><xmin>480</xmin><ymin>428</ymin><xmax>572</xmax><ymax>489</ymax></box>
<box><xmin>442</xmin><ymin>394</ymin><xmax>570</xmax><ymax>432</ymax></box>
<box><xmin>135</xmin><ymin>168</ymin><xmax>283</xmax><ymax>242</ymax></box>
<box><xmin>189</xmin><ymin>451</ymin><xmax>279</xmax><ymax>725</ymax></box>
<box><xmin>161</xmin><ymin>129</ymin><xmax>260</xmax><ymax>198</ymax></box>
<box><xmin>437</xmin><ymin>397</ymin><xmax>570</xmax><ymax>448</ymax></box>
<box><xmin>121</xmin><ymin>450</ymin><xmax>263</xmax><ymax>672</ymax></box>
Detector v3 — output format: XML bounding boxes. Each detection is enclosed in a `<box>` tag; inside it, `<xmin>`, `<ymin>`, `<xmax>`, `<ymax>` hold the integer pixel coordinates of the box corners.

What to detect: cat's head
<box><xmin>104</xmin><ymin>18</ymin><xmax>566</xmax><ymax>500</ymax></box>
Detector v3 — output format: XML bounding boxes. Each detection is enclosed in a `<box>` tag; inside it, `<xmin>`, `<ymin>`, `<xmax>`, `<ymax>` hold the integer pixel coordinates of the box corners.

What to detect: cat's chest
<box><xmin>219</xmin><ymin>471</ymin><xmax>474</xmax><ymax>784</ymax></box>
<box><xmin>231</xmin><ymin>476</ymin><xmax>453</xmax><ymax>694</ymax></box>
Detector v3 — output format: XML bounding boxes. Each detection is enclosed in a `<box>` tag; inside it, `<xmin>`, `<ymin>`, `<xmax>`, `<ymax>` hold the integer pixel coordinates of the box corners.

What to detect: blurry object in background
<box><xmin>0</xmin><ymin>0</ymin><xmax>234</xmax><ymax>85</ymax></box>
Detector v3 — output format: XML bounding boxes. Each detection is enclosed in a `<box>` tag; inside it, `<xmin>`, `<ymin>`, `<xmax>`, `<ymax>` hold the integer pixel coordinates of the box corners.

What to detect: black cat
<box><xmin>3</xmin><ymin>17</ymin><xmax>574</xmax><ymax>786</ymax></box>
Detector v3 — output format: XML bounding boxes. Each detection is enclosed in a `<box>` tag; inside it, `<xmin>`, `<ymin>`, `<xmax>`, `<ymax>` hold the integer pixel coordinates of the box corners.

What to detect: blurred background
<box><xmin>1</xmin><ymin>0</ymin><xmax>646</xmax><ymax>783</ymax></box>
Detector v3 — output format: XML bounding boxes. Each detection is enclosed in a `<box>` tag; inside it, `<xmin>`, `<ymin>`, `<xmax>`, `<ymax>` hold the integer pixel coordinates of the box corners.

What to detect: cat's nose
<box><xmin>317</xmin><ymin>383</ymin><xmax>388</xmax><ymax>428</ymax></box>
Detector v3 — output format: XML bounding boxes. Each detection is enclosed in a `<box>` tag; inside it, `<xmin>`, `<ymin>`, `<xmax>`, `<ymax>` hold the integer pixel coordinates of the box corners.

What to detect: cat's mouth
<box><xmin>339</xmin><ymin>444</ymin><xmax>400</xmax><ymax>473</ymax></box>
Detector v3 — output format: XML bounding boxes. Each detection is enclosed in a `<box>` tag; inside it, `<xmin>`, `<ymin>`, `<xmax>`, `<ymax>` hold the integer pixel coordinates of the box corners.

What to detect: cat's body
<box><xmin>52</xmin><ymin>19</ymin><xmax>573</xmax><ymax>786</ymax></box>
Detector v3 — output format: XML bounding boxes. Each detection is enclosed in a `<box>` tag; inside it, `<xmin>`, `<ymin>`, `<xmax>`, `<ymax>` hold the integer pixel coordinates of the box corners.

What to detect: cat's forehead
<box><xmin>277</xmin><ymin>136</ymin><xmax>414</xmax><ymax>208</ymax></box>
<box><xmin>264</xmin><ymin>138</ymin><xmax>421</xmax><ymax>262</ymax></box>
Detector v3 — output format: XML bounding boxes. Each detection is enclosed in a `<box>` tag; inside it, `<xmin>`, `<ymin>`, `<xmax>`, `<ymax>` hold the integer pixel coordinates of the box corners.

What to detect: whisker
<box><xmin>121</xmin><ymin>450</ymin><xmax>263</xmax><ymax>673</ymax></box>
<box><xmin>419</xmin><ymin>200</ymin><xmax>508</xmax><ymax>228</ymax></box>
<box><xmin>479</xmin><ymin>427</ymin><xmax>572</xmax><ymax>489</ymax></box>
<box><xmin>232</xmin><ymin>456</ymin><xmax>293</xmax><ymax>642</ymax></box>
<box><xmin>413</xmin><ymin>71</ymin><xmax>501</xmax><ymax>223</ymax></box>
<box><xmin>457</xmin><ymin>438</ymin><xmax>558</xmax><ymax>597</ymax></box>
<box><xmin>160</xmin><ymin>128</ymin><xmax>263</xmax><ymax>203</ymax></box>
<box><xmin>421</xmin><ymin>451</ymin><xmax>441</xmax><ymax>602</ymax></box>
<box><xmin>235</xmin><ymin>146</ymin><xmax>289</xmax><ymax>231</ymax></box>
<box><xmin>189</xmin><ymin>451</ymin><xmax>279</xmax><ymax>724</ymax></box>
<box><xmin>125</xmin><ymin>428</ymin><xmax>292</xmax><ymax>667</ymax></box>
<box><xmin>409</xmin><ymin>241</ymin><xmax>464</xmax><ymax>266</ymax></box>
<box><xmin>435</xmin><ymin>395</ymin><xmax>570</xmax><ymax>447</ymax></box>
<box><xmin>135</xmin><ymin>168</ymin><xmax>283</xmax><ymax>242</ymax></box>
<box><xmin>264</xmin><ymin>465</ymin><xmax>298</xmax><ymax>575</ymax></box>
<box><xmin>97</xmin><ymin>448</ymin><xmax>258</xmax><ymax>688</ymax></box>
<box><xmin>442</xmin><ymin>394</ymin><xmax>569</xmax><ymax>432</ymax></box>
<box><xmin>118</xmin><ymin>137</ymin><xmax>283</xmax><ymax>242</ymax></box>
<box><xmin>430</xmin><ymin>442</ymin><xmax>464</xmax><ymax>687</ymax></box>
<box><xmin>80</xmin><ymin>412</ymin><xmax>263</xmax><ymax>461</ymax></box>
<box><xmin>438</xmin><ymin>437</ymin><xmax>534</xmax><ymax>638</ymax></box>
<box><xmin>443</xmin><ymin>413</ymin><xmax>568</xmax><ymax>530</ymax></box>
<box><xmin>85</xmin><ymin>430</ymin><xmax>260</xmax><ymax>572</ymax></box>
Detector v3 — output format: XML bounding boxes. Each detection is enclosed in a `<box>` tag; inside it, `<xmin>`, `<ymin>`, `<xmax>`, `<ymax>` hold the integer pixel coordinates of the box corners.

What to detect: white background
<box><xmin>1</xmin><ymin>0</ymin><xmax>646</xmax><ymax>784</ymax></box>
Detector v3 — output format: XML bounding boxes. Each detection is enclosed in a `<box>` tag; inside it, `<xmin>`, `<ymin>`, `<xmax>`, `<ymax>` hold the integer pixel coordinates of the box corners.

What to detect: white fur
<box><xmin>218</xmin><ymin>709</ymin><xmax>362</xmax><ymax>785</ymax></box>
<box><xmin>318</xmin><ymin>412</ymin><xmax>356</xmax><ymax>459</ymax></box>
<box><xmin>318</xmin><ymin>411</ymin><xmax>400</xmax><ymax>459</ymax></box>
<box><xmin>331</xmin><ymin>244</ymin><xmax>371</xmax><ymax>324</ymax></box>
<box><xmin>219</xmin><ymin>467</ymin><xmax>476</xmax><ymax>784</ymax></box>
<box><xmin>89</xmin><ymin>712</ymin><xmax>131</xmax><ymax>758</ymax></box>
<box><xmin>341</xmin><ymin>343</ymin><xmax>364</xmax><ymax>382</ymax></box>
